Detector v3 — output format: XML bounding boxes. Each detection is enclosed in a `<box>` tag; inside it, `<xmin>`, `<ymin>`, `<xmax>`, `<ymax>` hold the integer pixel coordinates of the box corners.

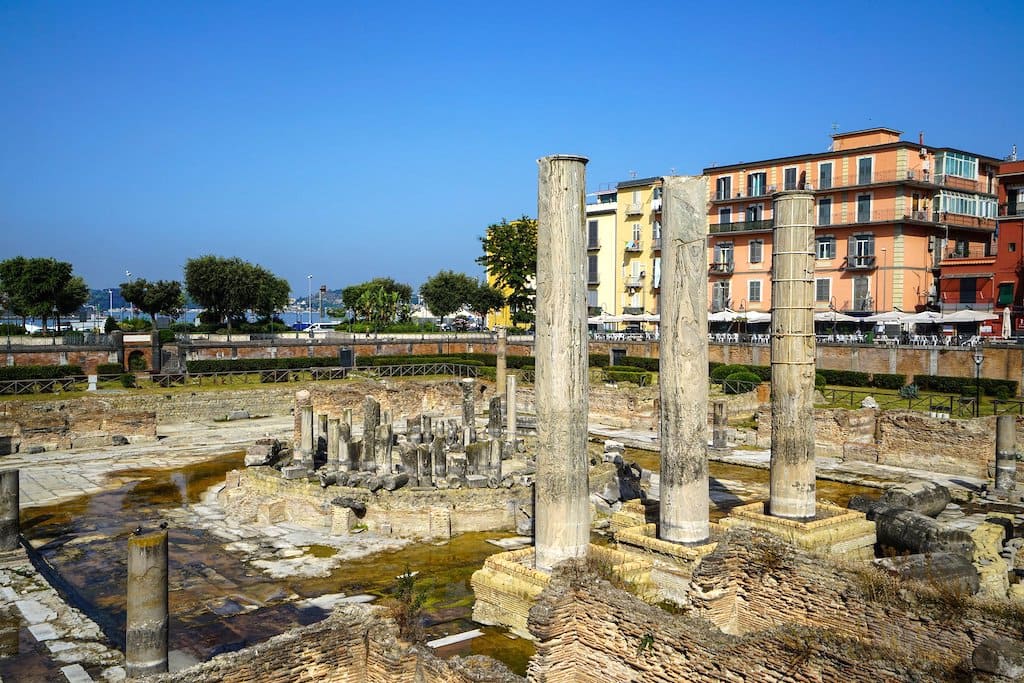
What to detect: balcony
<box><xmin>651</xmin><ymin>198</ymin><xmax>662</xmax><ymax>211</ymax></box>
<box><xmin>817</xmin><ymin>168</ymin><xmax>989</xmax><ymax>194</ymax></box>
<box><xmin>625</xmin><ymin>240</ymin><xmax>643</xmax><ymax>252</ymax></box>
<box><xmin>622</xmin><ymin>306</ymin><xmax>644</xmax><ymax>315</ymax></box>
<box><xmin>842</xmin><ymin>255</ymin><xmax>877</xmax><ymax>271</ymax></box>
<box><xmin>708</xmin><ymin>260</ymin><xmax>734</xmax><ymax>275</ymax></box>
<box><xmin>817</xmin><ymin>208</ymin><xmax>995</xmax><ymax>231</ymax></box>
<box><xmin>940</xmin><ymin>244</ymin><xmax>995</xmax><ymax>262</ymax></box>
<box><xmin>625</xmin><ymin>274</ymin><xmax>645</xmax><ymax>288</ymax></box>
<box><xmin>625</xmin><ymin>203</ymin><xmax>644</xmax><ymax>215</ymax></box>
<box><xmin>711</xmin><ymin>188</ymin><xmax>772</xmax><ymax>203</ymax></box>
<box><xmin>651</xmin><ymin>237</ymin><xmax>661</xmax><ymax>250</ymax></box>
<box><xmin>587</xmin><ymin>240</ymin><xmax>601</xmax><ymax>250</ymax></box>
<box><xmin>710</xmin><ymin>219</ymin><xmax>773</xmax><ymax>234</ymax></box>
<box><xmin>998</xmin><ymin>203</ymin><xmax>1024</xmax><ymax>218</ymax></box>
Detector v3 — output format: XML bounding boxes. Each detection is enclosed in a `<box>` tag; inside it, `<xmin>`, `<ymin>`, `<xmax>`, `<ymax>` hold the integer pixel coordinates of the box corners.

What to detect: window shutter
<box><xmin>847</xmin><ymin>236</ymin><xmax>857</xmax><ymax>259</ymax></box>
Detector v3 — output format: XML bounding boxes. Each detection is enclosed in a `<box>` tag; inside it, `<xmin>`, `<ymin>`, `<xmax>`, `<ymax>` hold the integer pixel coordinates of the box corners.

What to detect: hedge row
<box><xmin>817</xmin><ymin>369</ymin><xmax>906</xmax><ymax>390</ymax></box>
<box><xmin>603</xmin><ymin>368</ymin><xmax>651</xmax><ymax>386</ymax></box>
<box><xmin>96</xmin><ymin>363</ymin><xmax>124</xmax><ymax>375</ymax></box>
<box><xmin>914</xmin><ymin>374</ymin><xmax>1018</xmax><ymax>397</ymax></box>
<box><xmin>0</xmin><ymin>365</ymin><xmax>83</xmax><ymax>380</ymax></box>
<box><xmin>186</xmin><ymin>357</ymin><xmax>342</xmax><ymax>373</ymax></box>
<box><xmin>355</xmin><ymin>356</ymin><xmax>485</xmax><ymax>367</ymax></box>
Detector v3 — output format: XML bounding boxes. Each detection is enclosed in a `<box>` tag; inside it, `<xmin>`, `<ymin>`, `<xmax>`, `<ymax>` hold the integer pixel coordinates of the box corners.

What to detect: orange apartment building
<box><xmin>703</xmin><ymin>128</ymin><xmax>1000</xmax><ymax>316</ymax></box>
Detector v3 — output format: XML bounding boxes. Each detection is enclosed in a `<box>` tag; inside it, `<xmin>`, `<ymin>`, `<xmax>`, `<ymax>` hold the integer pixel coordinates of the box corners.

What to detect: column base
<box><xmin>614</xmin><ymin>521</ymin><xmax>722</xmax><ymax>605</ymax></box>
<box><xmin>470</xmin><ymin>544</ymin><xmax>654</xmax><ymax>639</ymax></box>
<box><xmin>719</xmin><ymin>501</ymin><xmax>875</xmax><ymax>560</ymax></box>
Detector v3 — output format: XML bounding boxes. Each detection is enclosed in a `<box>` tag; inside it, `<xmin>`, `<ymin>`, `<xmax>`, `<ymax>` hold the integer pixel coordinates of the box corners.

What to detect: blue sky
<box><xmin>2</xmin><ymin>1</ymin><xmax>1021</xmax><ymax>297</ymax></box>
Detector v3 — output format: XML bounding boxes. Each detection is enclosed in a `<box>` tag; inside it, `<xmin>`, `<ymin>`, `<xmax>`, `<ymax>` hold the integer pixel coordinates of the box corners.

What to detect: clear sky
<box><xmin>2</xmin><ymin>1</ymin><xmax>1021</xmax><ymax>297</ymax></box>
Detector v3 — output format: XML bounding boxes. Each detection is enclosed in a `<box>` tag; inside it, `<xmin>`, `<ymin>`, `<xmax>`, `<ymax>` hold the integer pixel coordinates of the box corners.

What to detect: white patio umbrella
<box><xmin>863</xmin><ymin>310</ymin><xmax>908</xmax><ymax>323</ymax></box>
<box><xmin>640</xmin><ymin>313</ymin><xmax>660</xmax><ymax>323</ymax></box>
<box><xmin>1003</xmin><ymin>307</ymin><xmax>1012</xmax><ymax>339</ymax></box>
<box><xmin>587</xmin><ymin>313</ymin><xmax>615</xmax><ymax>325</ymax></box>
<box><xmin>707</xmin><ymin>309</ymin><xmax>738</xmax><ymax>322</ymax></box>
<box><xmin>618</xmin><ymin>313</ymin><xmax>647</xmax><ymax>323</ymax></box>
<box><xmin>813</xmin><ymin>311</ymin><xmax>859</xmax><ymax>323</ymax></box>
<box><xmin>741</xmin><ymin>310</ymin><xmax>771</xmax><ymax>323</ymax></box>
<box><xmin>902</xmin><ymin>310</ymin><xmax>943</xmax><ymax>324</ymax></box>
<box><xmin>939</xmin><ymin>309</ymin><xmax>998</xmax><ymax>323</ymax></box>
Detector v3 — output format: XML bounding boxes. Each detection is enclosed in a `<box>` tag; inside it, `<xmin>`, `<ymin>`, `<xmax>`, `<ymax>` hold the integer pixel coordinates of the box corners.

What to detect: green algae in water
<box><xmin>305</xmin><ymin>545</ymin><xmax>337</xmax><ymax>559</ymax></box>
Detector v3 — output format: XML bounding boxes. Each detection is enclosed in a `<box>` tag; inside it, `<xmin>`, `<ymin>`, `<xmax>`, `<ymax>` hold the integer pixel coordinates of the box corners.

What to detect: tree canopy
<box><xmin>466</xmin><ymin>282</ymin><xmax>505</xmax><ymax>322</ymax></box>
<box><xmin>419</xmin><ymin>270</ymin><xmax>478</xmax><ymax>322</ymax></box>
<box><xmin>476</xmin><ymin>216</ymin><xmax>537</xmax><ymax>324</ymax></box>
<box><xmin>0</xmin><ymin>257</ymin><xmax>89</xmax><ymax>329</ymax></box>
<box><xmin>184</xmin><ymin>255</ymin><xmax>289</xmax><ymax>333</ymax></box>
<box><xmin>341</xmin><ymin>278</ymin><xmax>412</xmax><ymax>314</ymax></box>
<box><xmin>119</xmin><ymin>278</ymin><xmax>185</xmax><ymax>324</ymax></box>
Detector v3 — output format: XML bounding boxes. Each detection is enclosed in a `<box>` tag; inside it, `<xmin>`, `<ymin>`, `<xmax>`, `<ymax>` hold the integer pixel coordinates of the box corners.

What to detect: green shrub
<box><xmin>119</xmin><ymin>373</ymin><xmax>136</xmax><ymax>388</ymax></box>
<box><xmin>0</xmin><ymin>323</ymin><xmax>26</xmax><ymax>336</ymax></box>
<box><xmin>476</xmin><ymin>367</ymin><xmax>496</xmax><ymax>380</ymax></box>
<box><xmin>744</xmin><ymin>365</ymin><xmax>772</xmax><ymax>381</ymax></box>
<box><xmin>994</xmin><ymin>386</ymin><xmax>1012</xmax><ymax>401</ymax></box>
<box><xmin>589</xmin><ymin>355</ymin><xmax>610</xmax><ymax>368</ymax></box>
<box><xmin>96</xmin><ymin>363</ymin><xmax>124</xmax><ymax>375</ymax></box>
<box><xmin>711</xmin><ymin>364</ymin><xmax>749</xmax><ymax>382</ymax></box>
<box><xmin>817</xmin><ymin>369</ymin><xmax>906</xmax><ymax>390</ymax></box>
<box><xmin>815</xmin><ymin>372</ymin><xmax>827</xmax><ymax>389</ymax></box>
<box><xmin>104</xmin><ymin>316</ymin><xmax>119</xmax><ymax>334</ymax></box>
<box><xmin>120</xmin><ymin>318</ymin><xmax>152</xmax><ymax>332</ymax></box>
<box><xmin>915</xmin><ymin>374</ymin><xmax>1017</xmax><ymax>397</ymax></box>
<box><xmin>157</xmin><ymin>329</ymin><xmax>175</xmax><ymax>344</ymax></box>
<box><xmin>0</xmin><ymin>365</ymin><xmax>83</xmax><ymax>380</ymax></box>
<box><xmin>723</xmin><ymin>370</ymin><xmax>760</xmax><ymax>394</ymax></box>
<box><xmin>603</xmin><ymin>368</ymin><xmax>651</xmax><ymax>386</ymax></box>
<box><xmin>621</xmin><ymin>356</ymin><xmax>659</xmax><ymax>372</ymax></box>
<box><xmin>899</xmin><ymin>384</ymin><xmax>919</xmax><ymax>399</ymax></box>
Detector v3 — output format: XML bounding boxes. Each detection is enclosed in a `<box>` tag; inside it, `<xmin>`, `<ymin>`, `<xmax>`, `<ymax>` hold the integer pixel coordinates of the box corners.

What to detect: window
<box><xmin>998</xmin><ymin>282</ymin><xmax>1014</xmax><ymax>306</ymax></box>
<box><xmin>960</xmin><ymin>278</ymin><xmax>977</xmax><ymax>305</ymax></box>
<box><xmin>747</xmin><ymin>172</ymin><xmax>766</xmax><ymax>197</ymax></box>
<box><xmin>936</xmin><ymin>191</ymin><xmax>997</xmax><ymax>218</ymax></box>
<box><xmin>856</xmin><ymin>193</ymin><xmax>872</xmax><ymax>222</ymax></box>
<box><xmin>587</xmin><ymin>289</ymin><xmax>598</xmax><ymax>307</ymax></box>
<box><xmin>713</xmin><ymin>242</ymin><xmax>734</xmax><ymax>265</ymax></box>
<box><xmin>653</xmin><ymin>257</ymin><xmax>661</xmax><ymax>288</ymax></box>
<box><xmin>815</xmin><ymin>278</ymin><xmax>831</xmax><ymax>303</ymax></box>
<box><xmin>632</xmin><ymin>223</ymin><xmax>642</xmax><ymax>241</ymax></box>
<box><xmin>587</xmin><ymin>254</ymin><xmax>599</xmax><ymax>284</ymax></box>
<box><xmin>746</xmin><ymin>203</ymin><xmax>763</xmax><ymax>222</ymax></box>
<box><xmin>853</xmin><ymin>276</ymin><xmax>871</xmax><ymax>310</ymax></box>
<box><xmin>711</xmin><ymin>281</ymin><xmax>730</xmax><ymax>311</ymax></box>
<box><xmin>748</xmin><ymin>280</ymin><xmax>762</xmax><ymax>303</ymax></box>
<box><xmin>818</xmin><ymin>198</ymin><xmax>832</xmax><ymax>226</ymax></box>
<box><xmin>816</xmin><ymin>236</ymin><xmax>836</xmax><ymax>260</ymax></box>
<box><xmin>937</xmin><ymin>151</ymin><xmax>978</xmax><ymax>180</ymax></box>
<box><xmin>587</xmin><ymin>220</ymin><xmax>599</xmax><ymax>249</ymax></box>
<box><xmin>849</xmin><ymin>233</ymin><xmax>875</xmax><ymax>268</ymax></box>
<box><xmin>784</xmin><ymin>167</ymin><xmax>798</xmax><ymax>191</ymax></box>
<box><xmin>716</xmin><ymin>176</ymin><xmax>731</xmax><ymax>200</ymax></box>
<box><xmin>857</xmin><ymin>157</ymin><xmax>873</xmax><ymax>185</ymax></box>
<box><xmin>749</xmin><ymin>240</ymin><xmax>763</xmax><ymax>264</ymax></box>
<box><xmin>653</xmin><ymin>220</ymin><xmax>662</xmax><ymax>241</ymax></box>
<box><xmin>719</xmin><ymin>207</ymin><xmax>732</xmax><ymax>225</ymax></box>
<box><xmin>652</xmin><ymin>186</ymin><xmax>662</xmax><ymax>200</ymax></box>
<box><xmin>952</xmin><ymin>239</ymin><xmax>969</xmax><ymax>258</ymax></box>
<box><xmin>1010</xmin><ymin>243</ymin><xmax>1017</xmax><ymax>253</ymax></box>
<box><xmin>818</xmin><ymin>162</ymin><xmax>833</xmax><ymax>190</ymax></box>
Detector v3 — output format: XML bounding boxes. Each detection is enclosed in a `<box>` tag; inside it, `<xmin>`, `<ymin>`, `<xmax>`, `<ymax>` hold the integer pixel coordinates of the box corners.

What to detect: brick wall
<box><xmin>0</xmin><ymin>397</ymin><xmax>156</xmax><ymax>452</ymax></box>
<box><xmin>151</xmin><ymin>603</ymin><xmax>522</xmax><ymax>683</ymax></box>
<box><xmin>526</xmin><ymin>529</ymin><xmax>1023</xmax><ymax>681</ymax></box>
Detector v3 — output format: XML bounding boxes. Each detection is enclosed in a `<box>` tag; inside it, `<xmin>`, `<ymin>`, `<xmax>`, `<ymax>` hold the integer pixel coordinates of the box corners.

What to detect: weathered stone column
<box><xmin>659</xmin><ymin>175</ymin><xmax>710</xmax><ymax>544</ymax></box>
<box><xmin>534</xmin><ymin>154</ymin><xmax>590</xmax><ymax>572</ymax></box>
<box><xmin>0</xmin><ymin>470</ymin><xmax>19</xmax><ymax>551</ymax></box>
<box><xmin>297</xmin><ymin>390</ymin><xmax>314</xmax><ymax>467</ymax></box>
<box><xmin>317</xmin><ymin>413</ymin><xmax>328</xmax><ymax>455</ymax></box>
<box><xmin>461</xmin><ymin>378</ymin><xmax>476</xmax><ymax>446</ymax></box>
<box><xmin>327</xmin><ymin>418</ymin><xmax>341</xmax><ymax>468</ymax></box>
<box><xmin>126</xmin><ymin>530</ymin><xmax>168</xmax><ymax>677</ymax></box>
<box><xmin>362</xmin><ymin>396</ymin><xmax>380</xmax><ymax>470</ymax></box>
<box><xmin>496</xmin><ymin>326</ymin><xmax>508</xmax><ymax>396</ymax></box>
<box><xmin>769</xmin><ymin>190</ymin><xmax>817</xmax><ymax>520</ymax></box>
<box><xmin>506</xmin><ymin>375</ymin><xmax>518</xmax><ymax>446</ymax></box>
<box><xmin>712</xmin><ymin>400</ymin><xmax>728</xmax><ymax>450</ymax></box>
<box><xmin>996</xmin><ymin>414</ymin><xmax>1017</xmax><ymax>492</ymax></box>
<box><xmin>431</xmin><ymin>435</ymin><xmax>447</xmax><ymax>480</ymax></box>
<box><xmin>488</xmin><ymin>396</ymin><xmax>503</xmax><ymax>439</ymax></box>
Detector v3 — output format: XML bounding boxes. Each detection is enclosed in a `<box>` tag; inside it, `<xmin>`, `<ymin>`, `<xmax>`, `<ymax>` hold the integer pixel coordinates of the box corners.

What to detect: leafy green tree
<box><xmin>420</xmin><ymin>270</ymin><xmax>476</xmax><ymax>324</ymax></box>
<box><xmin>184</xmin><ymin>255</ymin><xmax>288</xmax><ymax>336</ymax></box>
<box><xmin>466</xmin><ymin>281</ymin><xmax>505</xmax><ymax>323</ymax></box>
<box><xmin>476</xmin><ymin>216</ymin><xmax>537</xmax><ymax>324</ymax></box>
<box><xmin>0</xmin><ymin>257</ymin><xmax>88</xmax><ymax>330</ymax></box>
<box><xmin>341</xmin><ymin>278</ymin><xmax>413</xmax><ymax>319</ymax></box>
<box><xmin>118</xmin><ymin>278</ymin><xmax>185</xmax><ymax>326</ymax></box>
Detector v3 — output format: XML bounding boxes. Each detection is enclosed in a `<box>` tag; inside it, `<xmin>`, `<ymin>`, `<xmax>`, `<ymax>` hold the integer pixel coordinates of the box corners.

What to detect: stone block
<box><xmin>330</xmin><ymin>507</ymin><xmax>355</xmax><ymax>535</ymax></box>
<box><xmin>280</xmin><ymin>465</ymin><xmax>308</xmax><ymax>480</ymax></box>
<box><xmin>465</xmin><ymin>475</ymin><xmax>489</xmax><ymax>489</ymax></box>
<box><xmin>257</xmin><ymin>500</ymin><xmax>287</xmax><ymax>526</ymax></box>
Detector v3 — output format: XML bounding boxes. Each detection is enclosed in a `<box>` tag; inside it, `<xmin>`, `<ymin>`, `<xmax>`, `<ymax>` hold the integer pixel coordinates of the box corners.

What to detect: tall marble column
<box><xmin>769</xmin><ymin>190</ymin><xmax>817</xmax><ymax>520</ymax></box>
<box><xmin>534</xmin><ymin>154</ymin><xmax>590</xmax><ymax>572</ymax></box>
<box><xmin>126</xmin><ymin>530</ymin><xmax>168</xmax><ymax>677</ymax></box>
<box><xmin>496</xmin><ymin>326</ymin><xmax>508</xmax><ymax>396</ymax></box>
<box><xmin>362</xmin><ymin>396</ymin><xmax>380</xmax><ymax>471</ymax></box>
<box><xmin>996</xmin><ymin>414</ymin><xmax>1017</xmax><ymax>492</ymax></box>
<box><xmin>659</xmin><ymin>175</ymin><xmax>711</xmax><ymax>544</ymax></box>
<box><xmin>0</xmin><ymin>470</ymin><xmax>19</xmax><ymax>551</ymax></box>
<box><xmin>506</xmin><ymin>375</ymin><xmax>518</xmax><ymax>449</ymax></box>
<box><xmin>461</xmin><ymin>378</ymin><xmax>476</xmax><ymax>446</ymax></box>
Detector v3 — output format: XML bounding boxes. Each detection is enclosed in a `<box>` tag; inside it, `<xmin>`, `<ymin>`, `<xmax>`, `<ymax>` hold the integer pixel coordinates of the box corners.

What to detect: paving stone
<box><xmin>28</xmin><ymin>622</ymin><xmax>59</xmax><ymax>641</ymax></box>
<box><xmin>16</xmin><ymin>598</ymin><xmax>57</xmax><ymax>624</ymax></box>
<box><xmin>60</xmin><ymin>664</ymin><xmax>93</xmax><ymax>682</ymax></box>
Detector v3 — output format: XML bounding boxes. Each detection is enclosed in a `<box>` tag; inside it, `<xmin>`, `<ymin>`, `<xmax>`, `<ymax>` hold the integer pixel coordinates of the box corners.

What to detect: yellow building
<box><xmin>585</xmin><ymin>188</ymin><xmax>618</xmax><ymax>316</ymax></box>
<box><xmin>613</xmin><ymin>177</ymin><xmax>662</xmax><ymax>315</ymax></box>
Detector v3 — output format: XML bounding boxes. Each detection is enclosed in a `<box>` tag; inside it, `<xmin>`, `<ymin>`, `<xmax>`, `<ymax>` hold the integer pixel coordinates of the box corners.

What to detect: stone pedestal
<box><xmin>126</xmin><ymin>530</ymin><xmax>168</xmax><ymax>677</ymax></box>
<box><xmin>720</xmin><ymin>501</ymin><xmax>875</xmax><ymax>559</ymax></box>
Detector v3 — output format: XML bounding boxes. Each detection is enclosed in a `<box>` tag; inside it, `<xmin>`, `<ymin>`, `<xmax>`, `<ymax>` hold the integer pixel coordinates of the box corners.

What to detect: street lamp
<box><xmin>307</xmin><ymin>275</ymin><xmax>313</xmax><ymax>326</ymax></box>
<box><xmin>973</xmin><ymin>349</ymin><xmax>984</xmax><ymax>418</ymax></box>
<box><xmin>123</xmin><ymin>272</ymin><xmax>131</xmax><ymax>321</ymax></box>
<box><xmin>107</xmin><ymin>289</ymin><xmax>113</xmax><ymax>319</ymax></box>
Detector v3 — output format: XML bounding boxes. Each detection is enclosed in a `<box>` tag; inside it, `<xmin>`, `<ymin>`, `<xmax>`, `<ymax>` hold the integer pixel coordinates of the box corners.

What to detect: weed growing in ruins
<box><xmin>389</xmin><ymin>565</ymin><xmax>427</xmax><ymax>642</ymax></box>
<box><xmin>850</xmin><ymin>565</ymin><xmax>900</xmax><ymax>605</ymax></box>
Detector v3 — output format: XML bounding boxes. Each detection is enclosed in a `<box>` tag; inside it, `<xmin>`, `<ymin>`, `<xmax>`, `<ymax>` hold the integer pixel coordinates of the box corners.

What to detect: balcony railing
<box><xmin>625</xmin><ymin>240</ymin><xmax>643</xmax><ymax>252</ymax></box>
<box><xmin>622</xmin><ymin>307</ymin><xmax>644</xmax><ymax>315</ymax></box>
<box><xmin>651</xmin><ymin>237</ymin><xmax>661</xmax><ymax>250</ymax></box>
<box><xmin>709</xmin><ymin>261</ymin><xmax>734</xmax><ymax>275</ymax></box>
<box><xmin>843</xmin><ymin>255</ymin><xmax>877</xmax><ymax>270</ymax></box>
<box><xmin>625</xmin><ymin>203</ymin><xmax>644</xmax><ymax>215</ymax></box>
<box><xmin>818</xmin><ymin>208</ymin><xmax>995</xmax><ymax>230</ymax></box>
<box><xmin>710</xmin><ymin>219</ymin><xmax>773</xmax><ymax>234</ymax></box>
<box><xmin>998</xmin><ymin>203</ymin><xmax>1024</xmax><ymax>218</ymax></box>
<box><xmin>625</xmin><ymin>275</ymin><xmax>645</xmax><ymax>288</ymax></box>
<box><xmin>940</xmin><ymin>244</ymin><xmax>995</xmax><ymax>261</ymax></box>
<box><xmin>712</xmin><ymin>188</ymin><xmax>772</xmax><ymax>202</ymax></box>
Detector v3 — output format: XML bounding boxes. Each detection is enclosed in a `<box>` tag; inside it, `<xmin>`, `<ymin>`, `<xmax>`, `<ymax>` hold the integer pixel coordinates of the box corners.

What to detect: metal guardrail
<box><xmin>992</xmin><ymin>399</ymin><xmax>1024</xmax><ymax>415</ymax></box>
<box><xmin>818</xmin><ymin>388</ymin><xmax>955</xmax><ymax>413</ymax></box>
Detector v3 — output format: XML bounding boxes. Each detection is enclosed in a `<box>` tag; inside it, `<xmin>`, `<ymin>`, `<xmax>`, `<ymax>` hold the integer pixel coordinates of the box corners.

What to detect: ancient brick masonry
<box><xmin>527</xmin><ymin>529</ymin><xmax>1024</xmax><ymax>681</ymax></box>
<box><xmin>149</xmin><ymin>604</ymin><xmax>523</xmax><ymax>683</ymax></box>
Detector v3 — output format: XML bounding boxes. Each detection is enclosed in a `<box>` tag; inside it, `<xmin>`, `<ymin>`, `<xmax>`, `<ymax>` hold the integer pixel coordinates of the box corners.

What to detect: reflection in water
<box><xmin>18</xmin><ymin>448</ymin><xmax>879</xmax><ymax>678</ymax></box>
